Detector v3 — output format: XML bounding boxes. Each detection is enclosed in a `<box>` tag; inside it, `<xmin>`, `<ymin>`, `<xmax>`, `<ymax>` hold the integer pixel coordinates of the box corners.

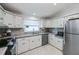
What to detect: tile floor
<box><xmin>21</xmin><ymin>44</ymin><xmax>63</xmax><ymax>55</ymax></box>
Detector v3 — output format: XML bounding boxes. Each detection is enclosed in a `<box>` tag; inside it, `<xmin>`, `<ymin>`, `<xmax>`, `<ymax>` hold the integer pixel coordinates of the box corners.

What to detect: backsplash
<box><xmin>10</xmin><ymin>28</ymin><xmax>42</xmax><ymax>35</ymax></box>
<box><xmin>40</xmin><ymin>28</ymin><xmax>64</xmax><ymax>33</ymax></box>
<box><xmin>51</xmin><ymin>28</ymin><xmax>64</xmax><ymax>34</ymax></box>
<box><xmin>10</xmin><ymin>28</ymin><xmax>24</xmax><ymax>35</ymax></box>
<box><xmin>10</xmin><ymin>28</ymin><xmax>64</xmax><ymax>36</ymax></box>
<box><xmin>40</xmin><ymin>28</ymin><xmax>64</xmax><ymax>37</ymax></box>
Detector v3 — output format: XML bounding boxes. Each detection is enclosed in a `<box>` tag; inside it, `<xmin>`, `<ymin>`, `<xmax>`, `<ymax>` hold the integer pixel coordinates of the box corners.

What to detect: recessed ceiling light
<box><xmin>53</xmin><ymin>3</ymin><xmax>56</xmax><ymax>6</ymax></box>
<box><xmin>28</xmin><ymin>17</ymin><xmax>37</xmax><ymax>20</ymax></box>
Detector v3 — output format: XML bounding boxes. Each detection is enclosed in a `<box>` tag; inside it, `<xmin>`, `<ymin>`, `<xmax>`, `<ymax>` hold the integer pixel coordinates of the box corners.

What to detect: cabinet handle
<box><xmin>32</xmin><ymin>41</ymin><xmax>34</xmax><ymax>42</ymax></box>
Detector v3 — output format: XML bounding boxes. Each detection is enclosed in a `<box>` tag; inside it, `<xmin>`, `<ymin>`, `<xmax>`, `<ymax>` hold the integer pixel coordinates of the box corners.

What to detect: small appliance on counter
<box><xmin>56</xmin><ymin>31</ymin><xmax>64</xmax><ymax>37</ymax></box>
<box><xmin>5</xmin><ymin>29</ymin><xmax>16</xmax><ymax>55</ymax></box>
<box><xmin>0</xmin><ymin>23</ymin><xmax>9</xmax><ymax>48</ymax></box>
<box><xmin>5</xmin><ymin>36</ymin><xmax>16</xmax><ymax>55</ymax></box>
<box><xmin>48</xmin><ymin>28</ymin><xmax>64</xmax><ymax>38</ymax></box>
<box><xmin>0</xmin><ymin>23</ymin><xmax>16</xmax><ymax>55</ymax></box>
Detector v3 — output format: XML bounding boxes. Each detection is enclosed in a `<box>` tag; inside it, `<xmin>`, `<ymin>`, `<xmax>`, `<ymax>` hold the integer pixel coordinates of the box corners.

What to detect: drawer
<box><xmin>49</xmin><ymin>37</ymin><xmax>63</xmax><ymax>50</ymax></box>
<box><xmin>30</xmin><ymin>37</ymin><xmax>42</xmax><ymax>49</ymax></box>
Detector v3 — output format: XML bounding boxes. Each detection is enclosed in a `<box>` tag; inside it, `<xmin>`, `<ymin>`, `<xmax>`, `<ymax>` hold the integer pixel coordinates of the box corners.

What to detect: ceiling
<box><xmin>1</xmin><ymin>3</ymin><xmax>72</xmax><ymax>18</ymax></box>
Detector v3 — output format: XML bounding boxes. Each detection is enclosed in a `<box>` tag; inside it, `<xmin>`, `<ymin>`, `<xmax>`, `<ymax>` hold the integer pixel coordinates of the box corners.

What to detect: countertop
<box><xmin>0</xmin><ymin>32</ymin><xmax>49</xmax><ymax>39</ymax></box>
<box><xmin>0</xmin><ymin>47</ymin><xmax>7</xmax><ymax>55</ymax></box>
<box><xmin>49</xmin><ymin>33</ymin><xmax>64</xmax><ymax>40</ymax></box>
<box><xmin>0</xmin><ymin>32</ymin><xmax>64</xmax><ymax>40</ymax></box>
<box><xmin>0</xmin><ymin>32</ymin><xmax>63</xmax><ymax>55</ymax></box>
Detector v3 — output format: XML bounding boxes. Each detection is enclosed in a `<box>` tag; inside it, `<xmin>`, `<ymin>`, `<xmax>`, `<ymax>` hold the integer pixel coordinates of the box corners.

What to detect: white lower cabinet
<box><xmin>16</xmin><ymin>35</ymin><xmax>42</xmax><ymax>54</ymax></box>
<box><xmin>49</xmin><ymin>34</ymin><xmax>63</xmax><ymax>50</ymax></box>
<box><xmin>16</xmin><ymin>38</ymin><xmax>30</xmax><ymax>54</ymax></box>
<box><xmin>30</xmin><ymin>36</ymin><xmax>42</xmax><ymax>49</ymax></box>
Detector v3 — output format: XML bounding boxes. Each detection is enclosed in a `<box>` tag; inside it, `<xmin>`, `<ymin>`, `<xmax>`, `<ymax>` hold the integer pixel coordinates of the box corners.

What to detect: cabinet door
<box><xmin>56</xmin><ymin>39</ymin><xmax>63</xmax><ymax>50</ymax></box>
<box><xmin>39</xmin><ymin>20</ymin><xmax>43</xmax><ymax>28</ymax></box>
<box><xmin>49</xmin><ymin>34</ymin><xmax>63</xmax><ymax>50</ymax></box>
<box><xmin>45</xmin><ymin>20</ymin><xmax>52</xmax><ymax>27</ymax></box>
<box><xmin>14</xmin><ymin>16</ymin><xmax>23</xmax><ymax>28</ymax></box>
<box><xmin>30</xmin><ymin>36</ymin><xmax>42</xmax><ymax>49</ymax></box>
<box><xmin>53</xmin><ymin>38</ymin><xmax>63</xmax><ymax>50</ymax></box>
<box><xmin>3</xmin><ymin>13</ymin><xmax>14</xmax><ymax>27</ymax></box>
<box><xmin>35</xmin><ymin>35</ymin><xmax>42</xmax><ymax>47</ymax></box>
<box><xmin>52</xmin><ymin>18</ymin><xmax>65</xmax><ymax>28</ymax></box>
<box><xmin>16</xmin><ymin>38</ymin><xmax>30</xmax><ymax>54</ymax></box>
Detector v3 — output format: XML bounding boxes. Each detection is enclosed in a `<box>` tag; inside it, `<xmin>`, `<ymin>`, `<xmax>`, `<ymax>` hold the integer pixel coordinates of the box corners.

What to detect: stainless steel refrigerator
<box><xmin>63</xmin><ymin>18</ymin><xmax>79</xmax><ymax>55</ymax></box>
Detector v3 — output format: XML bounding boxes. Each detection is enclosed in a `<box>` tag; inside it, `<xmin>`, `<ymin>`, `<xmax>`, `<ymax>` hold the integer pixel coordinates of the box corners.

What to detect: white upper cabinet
<box><xmin>13</xmin><ymin>16</ymin><xmax>23</xmax><ymax>28</ymax></box>
<box><xmin>3</xmin><ymin>12</ymin><xmax>23</xmax><ymax>28</ymax></box>
<box><xmin>3</xmin><ymin>13</ymin><xmax>14</xmax><ymax>27</ymax></box>
<box><xmin>0</xmin><ymin>5</ymin><xmax>23</xmax><ymax>28</ymax></box>
<box><xmin>41</xmin><ymin>18</ymin><xmax>66</xmax><ymax>28</ymax></box>
<box><xmin>39</xmin><ymin>19</ymin><xmax>47</xmax><ymax>28</ymax></box>
<box><xmin>51</xmin><ymin>18</ymin><xmax>66</xmax><ymax>28</ymax></box>
<box><xmin>44</xmin><ymin>20</ymin><xmax>52</xmax><ymax>27</ymax></box>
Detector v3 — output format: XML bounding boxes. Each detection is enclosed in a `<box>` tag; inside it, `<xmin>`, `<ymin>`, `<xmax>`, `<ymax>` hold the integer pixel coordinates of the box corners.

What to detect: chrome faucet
<box><xmin>33</xmin><ymin>28</ymin><xmax>34</xmax><ymax>34</ymax></box>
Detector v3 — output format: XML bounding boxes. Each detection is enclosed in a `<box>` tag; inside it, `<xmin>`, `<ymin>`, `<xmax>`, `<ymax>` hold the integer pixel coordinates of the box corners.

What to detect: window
<box><xmin>23</xmin><ymin>20</ymin><xmax>40</xmax><ymax>32</ymax></box>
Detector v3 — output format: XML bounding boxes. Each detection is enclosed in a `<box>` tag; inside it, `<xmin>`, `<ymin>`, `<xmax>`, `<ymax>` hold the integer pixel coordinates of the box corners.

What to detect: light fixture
<box><xmin>28</xmin><ymin>17</ymin><xmax>37</xmax><ymax>20</ymax></box>
<box><xmin>53</xmin><ymin>3</ymin><xmax>56</xmax><ymax>5</ymax></box>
